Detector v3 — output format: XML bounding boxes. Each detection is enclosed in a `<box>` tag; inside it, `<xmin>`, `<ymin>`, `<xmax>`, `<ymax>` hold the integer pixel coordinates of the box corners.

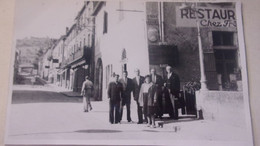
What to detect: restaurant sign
<box><xmin>176</xmin><ymin>6</ymin><xmax>237</xmax><ymax>28</ymax></box>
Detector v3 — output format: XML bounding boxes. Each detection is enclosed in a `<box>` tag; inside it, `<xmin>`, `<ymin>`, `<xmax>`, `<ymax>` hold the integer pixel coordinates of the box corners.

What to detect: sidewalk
<box><xmin>46</xmin><ymin>83</ymin><xmax>82</xmax><ymax>97</ymax></box>
<box><xmin>6</xmin><ymin>85</ymin><xmax>249</xmax><ymax>145</ymax></box>
<box><xmin>37</xmin><ymin>77</ymin><xmax>82</xmax><ymax>97</ymax></box>
<box><xmin>6</xmin><ymin>100</ymin><xmax>249</xmax><ymax>145</ymax></box>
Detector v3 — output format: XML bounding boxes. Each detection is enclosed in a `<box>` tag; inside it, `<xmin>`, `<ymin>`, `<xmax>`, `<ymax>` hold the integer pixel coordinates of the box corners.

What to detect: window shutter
<box><xmin>204</xmin><ymin>52</ymin><xmax>219</xmax><ymax>90</ymax></box>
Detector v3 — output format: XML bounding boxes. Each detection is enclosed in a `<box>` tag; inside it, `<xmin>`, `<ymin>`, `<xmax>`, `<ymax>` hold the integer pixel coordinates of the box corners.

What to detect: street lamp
<box><xmin>180</xmin><ymin>3</ymin><xmax>208</xmax><ymax>91</ymax></box>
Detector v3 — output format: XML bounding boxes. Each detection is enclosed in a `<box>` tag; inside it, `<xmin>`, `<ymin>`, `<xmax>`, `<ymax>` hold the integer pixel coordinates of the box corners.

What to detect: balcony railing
<box><xmin>61</xmin><ymin>46</ymin><xmax>91</xmax><ymax>69</ymax></box>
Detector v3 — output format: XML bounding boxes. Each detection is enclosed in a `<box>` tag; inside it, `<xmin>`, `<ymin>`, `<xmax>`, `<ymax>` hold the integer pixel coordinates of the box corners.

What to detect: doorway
<box><xmin>95</xmin><ymin>58</ymin><xmax>103</xmax><ymax>101</ymax></box>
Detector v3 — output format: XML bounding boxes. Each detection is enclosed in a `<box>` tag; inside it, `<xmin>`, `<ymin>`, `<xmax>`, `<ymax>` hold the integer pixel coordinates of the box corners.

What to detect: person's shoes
<box><xmin>152</xmin><ymin>125</ymin><xmax>156</xmax><ymax>128</ymax></box>
<box><xmin>137</xmin><ymin>122</ymin><xmax>143</xmax><ymax>124</ymax></box>
<box><xmin>128</xmin><ymin>120</ymin><xmax>134</xmax><ymax>123</ymax></box>
<box><xmin>90</xmin><ymin>107</ymin><xmax>93</xmax><ymax>111</ymax></box>
<box><xmin>147</xmin><ymin>124</ymin><xmax>151</xmax><ymax>127</ymax></box>
<box><xmin>84</xmin><ymin>109</ymin><xmax>88</xmax><ymax>112</ymax></box>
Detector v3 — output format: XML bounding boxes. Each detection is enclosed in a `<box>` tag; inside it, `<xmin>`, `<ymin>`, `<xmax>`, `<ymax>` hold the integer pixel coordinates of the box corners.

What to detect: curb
<box><xmin>59</xmin><ymin>92</ymin><xmax>83</xmax><ymax>98</ymax></box>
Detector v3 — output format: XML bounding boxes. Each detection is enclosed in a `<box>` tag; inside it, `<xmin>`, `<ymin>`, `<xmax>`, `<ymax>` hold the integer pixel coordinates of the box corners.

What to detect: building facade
<box><xmin>59</xmin><ymin>1</ymin><xmax>95</xmax><ymax>92</ymax></box>
<box><xmin>89</xmin><ymin>1</ymin><xmax>244</xmax><ymax>120</ymax></box>
<box><xmin>43</xmin><ymin>2</ymin><xmax>243</xmax><ymax>120</ymax></box>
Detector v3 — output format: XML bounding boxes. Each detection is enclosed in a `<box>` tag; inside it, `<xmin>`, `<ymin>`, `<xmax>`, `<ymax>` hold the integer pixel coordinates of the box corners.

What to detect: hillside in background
<box><xmin>16</xmin><ymin>37</ymin><xmax>57</xmax><ymax>68</ymax></box>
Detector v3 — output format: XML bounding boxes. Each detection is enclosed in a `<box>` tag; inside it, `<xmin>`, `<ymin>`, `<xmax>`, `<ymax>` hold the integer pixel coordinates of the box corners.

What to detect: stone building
<box><xmin>47</xmin><ymin>1</ymin><xmax>244</xmax><ymax>120</ymax></box>
<box><xmin>60</xmin><ymin>1</ymin><xmax>95</xmax><ymax>92</ymax></box>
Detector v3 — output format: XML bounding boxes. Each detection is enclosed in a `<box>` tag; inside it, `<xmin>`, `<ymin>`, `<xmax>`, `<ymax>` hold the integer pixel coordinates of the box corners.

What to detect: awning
<box><xmin>71</xmin><ymin>59</ymin><xmax>86</xmax><ymax>69</ymax></box>
<box><xmin>57</xmin><ymin>69</ymin><xmax>66</xmax><ymax>75</ymax></box>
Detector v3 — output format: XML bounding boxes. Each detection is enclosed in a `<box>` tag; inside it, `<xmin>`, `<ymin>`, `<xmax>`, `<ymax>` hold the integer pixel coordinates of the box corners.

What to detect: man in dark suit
<box><xmin>150</xmin><ymin>68</ymin><xmax>164</xmax><ymax>118</ymax></box>
<box><xmin>164</xmin><ymin>66</ymin><xmax>180</xmax><ymax>120</ymax></box>
<box><xmin>119</xmin><ymin>71</ymin><xmax>133</xmax><ymax>122</ymax></box>
<box><xmin>132</xmin><ymin>69</ymin><xmax>145</xmax><ymax>124</ymax></box>
<box><xmin>107</xmin><ymin>74</ymin><xmax>123</xmax><ymax>124</ymax></box>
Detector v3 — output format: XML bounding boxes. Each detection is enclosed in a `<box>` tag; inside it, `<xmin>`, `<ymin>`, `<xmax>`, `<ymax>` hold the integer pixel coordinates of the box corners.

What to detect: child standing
<box><xmin>139</xmin><ymin>75</ymin><xmax>158</xmax><ymax>128</ymax></box>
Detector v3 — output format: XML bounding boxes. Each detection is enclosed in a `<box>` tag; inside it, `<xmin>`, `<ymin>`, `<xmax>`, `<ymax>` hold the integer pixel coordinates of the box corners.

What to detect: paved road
<box><xmin>5</xmin><ymin>85</ymin><xmax>249</xmax><ymax>145</ymax></box>
<box><xmin>12</xmin><ymin>88</ymin><xmax>82</xmax><ymax>104</ymax></box>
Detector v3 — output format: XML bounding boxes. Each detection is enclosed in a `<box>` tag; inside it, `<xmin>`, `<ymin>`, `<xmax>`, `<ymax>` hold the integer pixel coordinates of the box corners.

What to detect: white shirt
<box><xmin>151</xmin><ymin>74</ymin><xmax>156</xmax><ymax>83</ymax></box>
<box><xmin>136</xmin><ymin>76</ymin><xmax>140</xmax><ymax>85</ymax></box>
<box><xmin>167</xmin><ymin>72</ymin><xmax>172</xmax><ymax>79</ymax></box>
<box><xmin>142</xmin><ymin>83</ymin><xmax>153</xmax><ymax>93</ymax></box>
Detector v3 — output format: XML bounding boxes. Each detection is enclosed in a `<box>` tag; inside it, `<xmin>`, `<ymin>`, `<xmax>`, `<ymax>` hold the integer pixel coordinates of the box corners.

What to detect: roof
<box><xmin>92</xmin><ymin>1</ymin><xmax>104</xmax><ymax>16</ymax></box>
<box><xmin>75</xmin><ymin>2</ymin><xmax>87</xmax><ymax>20</ymax></box>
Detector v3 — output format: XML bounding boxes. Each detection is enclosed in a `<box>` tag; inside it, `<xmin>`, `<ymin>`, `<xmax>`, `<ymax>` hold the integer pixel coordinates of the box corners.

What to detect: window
<box><xmin>212</xmin><ymin>31</ymin><xmax>234</xmax><ymax>46</ymax></box>
<box><xmin>214</xmin><ymin>49</ymin><xmax>237</xmax><ymax>90</ymax></box>
<box><xmin>103</xmin><ymin>11</ymin><xmax>108</xmax><ymax>34</ymax></box>
<box><xmin>121</xmin><ymin>49</ymin><xmax>127</xmax><ymax>60</ymax></box>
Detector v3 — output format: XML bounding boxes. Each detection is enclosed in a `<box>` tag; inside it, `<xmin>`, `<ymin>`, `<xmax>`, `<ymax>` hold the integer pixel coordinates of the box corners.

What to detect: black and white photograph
<box><xmin>5</xmin><ymin>0</ymin><xmax>254</xmax><ymax>145</ymax></box>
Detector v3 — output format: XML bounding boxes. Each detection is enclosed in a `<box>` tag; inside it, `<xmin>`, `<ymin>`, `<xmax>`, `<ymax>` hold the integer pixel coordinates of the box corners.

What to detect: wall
<box><xmin>146</xmin><ymin>2</ymin><xmax>240</xmax><ymax>90</ymax></box>
<box><xmin>94</xmin><ymin>1</ymin><xmax>150</xmax><ymax>99</ymax></box>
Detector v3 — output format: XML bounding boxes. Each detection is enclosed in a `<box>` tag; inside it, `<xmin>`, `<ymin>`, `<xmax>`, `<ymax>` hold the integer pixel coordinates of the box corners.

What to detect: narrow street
<box><xmin>5</xmin><ymin>84</ymin><xmax>249</xmax><ymax>145</ymax></box>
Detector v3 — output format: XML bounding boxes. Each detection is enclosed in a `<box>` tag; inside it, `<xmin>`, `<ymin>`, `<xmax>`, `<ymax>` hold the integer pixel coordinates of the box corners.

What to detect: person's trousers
<box><xmin>83</xmin><ymin>95</ymin><xmax>91</xmax><ymax>111</ymax></box>
<box><xmin>120</xmin><ymin>102</ymin><xmax>131</xmax><ymax>122</ymax></box>
<box><xmin>143</xmin><ymin>93</ymin><xmax>148</xmax><ymax>123</ymax></box>
<box><xmin>136</xmin><ymin>101</ymin><xmax>143</xmax><ymax>123</ymax></box>
<box><xmin>169</xmin><ymin>92</ymin><xmax>179</xmax><ymax>120</ymax></box>
<box><xmin>109</xmin><ymin>100</ymin><xmax>120</xmax><ymax>124</ymax></box>
<box><xmin>157</xmin><ymin>93</ymin><xmax>163</xmax><ymax>118</ymax></box>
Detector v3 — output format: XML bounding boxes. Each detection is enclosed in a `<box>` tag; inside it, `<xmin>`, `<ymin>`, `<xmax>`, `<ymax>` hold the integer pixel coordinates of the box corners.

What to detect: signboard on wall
<box><xmin>176</xmin><ymin>6</ymin><xmax>237</xmax><ymax>28</ymax></box>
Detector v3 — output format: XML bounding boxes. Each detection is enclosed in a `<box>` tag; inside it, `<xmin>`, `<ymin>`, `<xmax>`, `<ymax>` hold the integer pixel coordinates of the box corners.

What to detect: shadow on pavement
<box><xmin>9</xmin><ymin>131</ymin><xmax>74</xmax><ymax>137</ymax></box>
<box><xmin>75</xmin><ymin>129</ymin><xmax>122</xmax><ymax>133</ymax></box>
<box><xmin>155</xmin><ymin>116</ymin><xmax>200</xmax><ymax>125</ymax></box>
<box><xmin>12</xmin><ymin>90</ymin><xmax>82</xmax><ymax>104</ymax></box>
<box><xmin>142</xmin><ymin>129</ymin><xmax>159</xmax><ymax>132</ymax></box>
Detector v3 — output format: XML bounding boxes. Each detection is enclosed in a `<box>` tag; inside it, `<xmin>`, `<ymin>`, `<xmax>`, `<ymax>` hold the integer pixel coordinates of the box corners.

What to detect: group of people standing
<box><xmin>107</xmin><ymin>66</ymin><xmax>180</xmax><ymax>128</ymax></box>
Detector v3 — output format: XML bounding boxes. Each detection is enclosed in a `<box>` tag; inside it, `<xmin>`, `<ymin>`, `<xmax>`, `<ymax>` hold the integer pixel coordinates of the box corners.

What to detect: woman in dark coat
<box><xmin>139</xmin><ymin>75</ymin><xmax>158</xmax><ymax>128</ymax></box>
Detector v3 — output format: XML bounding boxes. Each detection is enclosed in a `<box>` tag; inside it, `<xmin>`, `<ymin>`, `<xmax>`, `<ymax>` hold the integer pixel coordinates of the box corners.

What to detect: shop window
<box><xmin>212</xmin><ymin>31</ymin><xmax>234</xmax><ymax>46</ymax></box>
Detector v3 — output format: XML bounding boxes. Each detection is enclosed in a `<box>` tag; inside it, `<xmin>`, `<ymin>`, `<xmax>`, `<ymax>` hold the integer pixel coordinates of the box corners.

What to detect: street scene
<box><xmin>8</xmin><ymin>82</ymin><xmax>247</xmax><ymax>143</ymax></box>
<box><xmin>6</xmin><ymin>0</ymin><xmax>253</xmax><ymax>145</ymax></box>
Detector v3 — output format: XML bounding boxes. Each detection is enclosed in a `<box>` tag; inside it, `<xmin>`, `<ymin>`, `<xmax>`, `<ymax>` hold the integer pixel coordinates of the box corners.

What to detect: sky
<box><xmin>14</xmin><ymin>0</ymin><xmax>84</xmax><ymax>39</ymax></box>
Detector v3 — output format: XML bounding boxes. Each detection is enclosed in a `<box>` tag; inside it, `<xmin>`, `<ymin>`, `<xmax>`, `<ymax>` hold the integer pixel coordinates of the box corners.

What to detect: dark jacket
<box><xmin>165</xmin><ymin>72</ymin><xmax>180</xmax><ymax>97</ymax></box>
<box><xmin>119</xmin><ymin>78</ymin><xmax>133</xmax><ymax>103</ymax></box>
<box><xmin>107</xmin><ymin>81</ymin><xmax>123</xmax><ymax>102</ymax></box>
<box><xmin>150</xmin><ymin>74</ymin><xmax>163</xmax><ymax>92</ymax></box>
<box><xmin>132</xmin><ymin>76</ymin><xmax>145</xmax><ymax>101</ymax></box>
